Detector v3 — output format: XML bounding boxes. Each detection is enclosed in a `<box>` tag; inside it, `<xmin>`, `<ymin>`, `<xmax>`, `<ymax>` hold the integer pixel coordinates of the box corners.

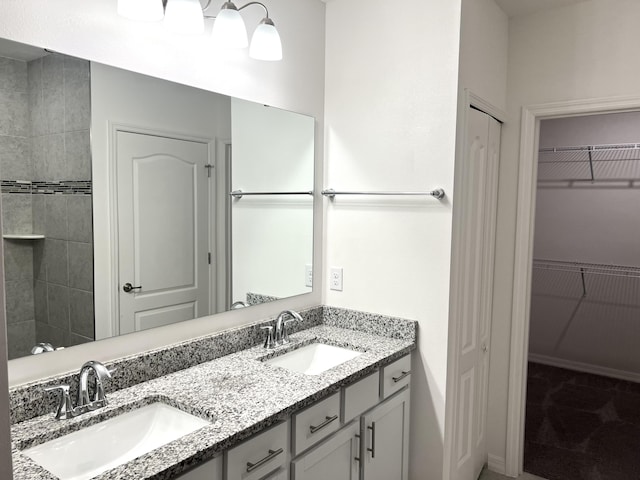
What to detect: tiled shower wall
<box><xmin>0</xmin><ymin>56</ymin><xmax>34</xmax><ymax>359</ymax></box>
<box><xmin>0</xmin><ymin>53</ymin><xmax>94</xmax><ymax>359</ymax></box>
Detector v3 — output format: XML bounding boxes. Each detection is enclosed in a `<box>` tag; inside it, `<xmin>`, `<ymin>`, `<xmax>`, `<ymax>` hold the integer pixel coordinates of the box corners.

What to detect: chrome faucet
<box><xmin>78</xmin><ymin>360</ymin><xmax>113</xmax><ymax>410</ymax></box>
<box><xmin>44</xmin><ymin>360</ymin><xmax>114</xmax><ymax>420</ymax></box>
<box><xmin>231</xmin><ymin>301</ymin><xmax>250</xmax><ymax>309</ymax></box>
<box><xmin>274</xmin><ymin>310</ymin><xmax>303</xmax><ymax>345</ymax></box>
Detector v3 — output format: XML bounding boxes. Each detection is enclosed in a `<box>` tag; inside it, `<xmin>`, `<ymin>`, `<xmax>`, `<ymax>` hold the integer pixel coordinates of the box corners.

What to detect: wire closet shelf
<box><xmin>538</xmin><ymin>142</ymin><xmax>640</xmax><ymax>182</ymax></box>
<box><xmin>532</xmin><ymin>259</ymin><xmax>640</xmax><ymax>280</ymax></box>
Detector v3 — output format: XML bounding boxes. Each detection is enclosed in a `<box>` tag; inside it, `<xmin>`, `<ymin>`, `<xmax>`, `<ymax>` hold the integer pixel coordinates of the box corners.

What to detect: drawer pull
<box><xmin>392</xmin><ymin>370</ymin><xmax>411</xmax><ymax>383</ymax></box>
<box><xmin>246</xmin><ymin>448</ymin><xmax>283</xmax><ymax>472</ymax></box>
<box><xmin>367</xmin><ymin>422</ymin><xmax>376</xmax><ymax>458</ymax></box>
<box><xmin>309</xmin><ymin>414</ymin><xmax>338</xmax><ymax>434</ymax></box>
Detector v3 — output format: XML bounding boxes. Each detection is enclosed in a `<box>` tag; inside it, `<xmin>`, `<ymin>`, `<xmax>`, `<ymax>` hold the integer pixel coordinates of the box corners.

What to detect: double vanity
<box><xmin>9</xmin><ymin>306</ymin><xmax>416</xmax><ymax>480</ymax></box>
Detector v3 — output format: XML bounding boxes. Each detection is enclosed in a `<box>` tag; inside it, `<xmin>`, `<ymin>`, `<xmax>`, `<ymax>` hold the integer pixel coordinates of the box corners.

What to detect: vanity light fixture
<box><xmin>117</xmin><ymin>0</ymin><xmax>282</xmax><ymax>61</ymax></box>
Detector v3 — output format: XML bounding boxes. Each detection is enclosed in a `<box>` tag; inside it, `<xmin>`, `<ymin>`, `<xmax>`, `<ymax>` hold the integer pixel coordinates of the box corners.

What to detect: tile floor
<box><xmin>479</xmin><ymin>469</ymin><xmax>546</xmax><ymax>480</ymax></box>
<box><xmin>524</xmin><ymin>362</ymin><xmax>640</xmax><ymax>480</ymax></box>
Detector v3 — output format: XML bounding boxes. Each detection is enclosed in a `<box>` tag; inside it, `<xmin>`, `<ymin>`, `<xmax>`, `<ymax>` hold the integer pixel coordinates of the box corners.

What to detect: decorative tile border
<box><xmin>1</xmin><ymin>181</ymin><xmax>32</xmax><ymax>194</ymax></box>
<box><xmin>1</xmin><ymin>180</ymin><xmax>92</xmax><ymax>195</ymax></box>
<box><xmin>8</xmin><ymin>305</ymin><xmax>417</xmax><ymax>425</ymax></box>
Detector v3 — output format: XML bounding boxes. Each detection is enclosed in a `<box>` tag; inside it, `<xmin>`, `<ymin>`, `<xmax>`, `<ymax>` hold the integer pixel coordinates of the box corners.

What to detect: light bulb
<box><xmin>212</xmin><ymin>3</ymin><xmax>248</xmax><ymax>49</ymax></box>
<box><xmin>117</xmin><ymin>0</ymin><xmax>164</xmax><ymax>22</ymax></box>
<box><xmin>249</xmin><ymin>18</ymin><xmax>282</xmax><ymax>61</ymax></box>
<box><xmin>164</xmin><ymin>0</ymin><xmax>205</xmax><ymax>35</ymax></box>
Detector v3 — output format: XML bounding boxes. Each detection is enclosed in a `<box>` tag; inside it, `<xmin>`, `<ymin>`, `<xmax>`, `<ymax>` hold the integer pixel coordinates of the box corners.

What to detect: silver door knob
<box><xmin>482</xmin><ymin>343</ymin><xmax>488</xmax><ymax>353</ymax></box>
<box><xmin>122</xmin><ymin>283</ymin><xmax>142</xmax><ymax>293</ymax></box>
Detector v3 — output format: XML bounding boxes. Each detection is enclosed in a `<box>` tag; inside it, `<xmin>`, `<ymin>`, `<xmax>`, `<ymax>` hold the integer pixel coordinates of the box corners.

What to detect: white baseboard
<box><xmin>528</xmin><ymin>353</ymin><xmax>640</xmax><ymax>384</ymax></box>
<box><xmin>488</xmin><ymin>454</ymin><xmax>507</xmax><ymax>475</ymax></box>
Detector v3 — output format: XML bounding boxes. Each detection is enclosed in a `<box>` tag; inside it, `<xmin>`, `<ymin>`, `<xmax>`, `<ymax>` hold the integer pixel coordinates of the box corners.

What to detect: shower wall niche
<box><xmin>0</xmin><ymin>52</ymin><xmax>94</xmax><ymax>359</ymax></box>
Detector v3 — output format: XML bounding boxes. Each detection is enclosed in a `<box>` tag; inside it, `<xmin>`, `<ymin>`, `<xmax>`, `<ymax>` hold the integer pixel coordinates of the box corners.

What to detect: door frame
<box><xmin>504</xmin><ymin>95</ymin><xmax>640</xmax><ymax>476</ymax></box>
<box><xmin>443</xmin><ymin>89</ymin><xmax>507</xmax><ymax>480</ymax></box>
<box><xmin>99</xmin><ymin>122</ymin><xmax>215</xmax><ymax>338</ymax></box>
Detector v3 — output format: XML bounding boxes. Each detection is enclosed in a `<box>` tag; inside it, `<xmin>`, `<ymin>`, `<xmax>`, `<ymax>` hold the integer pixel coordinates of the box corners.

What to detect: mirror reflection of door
<box><xmin>116</xmin><ymin>131</ymin><xmax>210</xmax><ymax>334</ymax></box>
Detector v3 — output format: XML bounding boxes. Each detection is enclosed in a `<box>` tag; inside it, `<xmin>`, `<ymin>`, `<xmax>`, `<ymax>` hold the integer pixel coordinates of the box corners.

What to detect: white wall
<box><xmin>231</xmin><ymin>98</ymin><xmax>314</xmax><ymax>300</ymax></box>
<box><xmin>489</xmin><ymin>0</ymin><xmax>640</xmax><ymax>468</ymax></box>
<box><xmin>324</xmin><ymin>1</ymin><xmax>462</xmax><ymax>478</ymax></box>
<box><xmin>458</xmin><ymin>0</ymin><xmax>508</xmax><ymax>113</ymax></box>
<box><xmin>1</xmin><ymin>0</ymin><xmax>325</xmax><ymax>388</ymax></box>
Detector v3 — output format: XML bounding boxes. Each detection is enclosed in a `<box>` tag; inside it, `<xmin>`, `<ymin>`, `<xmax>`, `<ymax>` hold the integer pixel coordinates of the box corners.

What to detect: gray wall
<box><xmin>0</xmin><ymin>56</ymin><xmax>35</xmax><ymax>358</ymax></box>
<box><xmin>0</xmin><ymin>196</ymin><xmax>13</xmax><ymax>478</ymax></box>
<box><xmin>0</xmin><ymin>53</ymin><xmax>93</xmax><ymax>359</ymax></box>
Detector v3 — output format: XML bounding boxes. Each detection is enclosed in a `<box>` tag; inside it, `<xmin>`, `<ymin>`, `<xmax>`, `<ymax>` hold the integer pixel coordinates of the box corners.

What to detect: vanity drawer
<box><xmin>381</xmin><ymin>354</ymin><xmax>411</xmax><ymax>399</ymax></box>
<box><xmin>177</xmin><ymin>455</ymin><xmax>222</xmax><ymax>479</ymax></box>
<box><xmin>292</xmin><ymin>392</ymin><xmax>341</xmax><ymax>455</ymax></box>
<box><xmin>342</xmin><ymin>371</ymin><xmax>379</xmax><ymax>423</ymax></box>
<box><xmin>225</xmin><ymin>421</ymin><xmax>288</xmax><ymax>480</ymax></box>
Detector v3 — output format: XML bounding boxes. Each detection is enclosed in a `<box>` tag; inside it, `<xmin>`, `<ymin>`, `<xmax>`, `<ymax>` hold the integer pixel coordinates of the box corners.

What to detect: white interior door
<box><xmin>450</xmin><ymin>108</ymin><xmax>501</xmax><ymax>480</ymax></box>
<box><xmin>116</xmin><ymin>131</ymin><xmax>210</xmax><ymax>334</ymax></box>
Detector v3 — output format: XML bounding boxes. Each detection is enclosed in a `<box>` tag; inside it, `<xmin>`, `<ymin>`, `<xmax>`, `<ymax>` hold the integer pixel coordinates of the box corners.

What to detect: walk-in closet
<box><xmin>524</xmin><ymin>111</ymin><xmax>640</xmax><ymax>479</ymax></box>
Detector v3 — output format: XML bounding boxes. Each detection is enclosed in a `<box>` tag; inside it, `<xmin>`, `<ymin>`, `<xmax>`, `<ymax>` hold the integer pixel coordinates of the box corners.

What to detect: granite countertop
<box><xmin>10</xmin><ymin>324</ymin><xmax>415</xmax><ymax>480</ymax></box>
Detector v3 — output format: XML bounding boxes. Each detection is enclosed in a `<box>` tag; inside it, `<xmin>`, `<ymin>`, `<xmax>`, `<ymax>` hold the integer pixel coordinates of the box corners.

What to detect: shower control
<box><xmin>122</xmin><ymin>283</ymin><xmax>142</xmax><ymax>293</ymax></box>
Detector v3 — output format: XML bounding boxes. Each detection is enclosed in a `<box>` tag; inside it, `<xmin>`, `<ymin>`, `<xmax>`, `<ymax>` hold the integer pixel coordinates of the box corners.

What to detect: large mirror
<box><xmin>0</xmin><ymin>39</ymin><xmax>315</xmax><ymax>360</ymax></box>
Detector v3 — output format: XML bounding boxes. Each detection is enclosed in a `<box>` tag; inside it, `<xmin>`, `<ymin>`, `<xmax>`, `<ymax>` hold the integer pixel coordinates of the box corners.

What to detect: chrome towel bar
<box><xmin>230</xmin><ymin>190</ymin><xmax>313</xmax><ymax>199</ymax></box>
<box><xmin>321</xmin><ymin>188</ymin><xmax>445</xmax><ymax>200</ymax></box>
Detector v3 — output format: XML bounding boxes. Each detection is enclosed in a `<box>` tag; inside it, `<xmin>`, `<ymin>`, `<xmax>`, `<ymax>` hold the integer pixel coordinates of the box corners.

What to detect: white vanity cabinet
<box><xmin>361</xmin><ymin>388</ymin><xmax>410</xmax><ymax>480</ymax></box>
<box><xmin>291</xmin><ymin>421</ymin><xmax>360</xmax><ymax>480</ymax></box>
<box><xmin>293</xmin><ymin>353</ymin><xmax>411</xmax><ymax>480</ymax></box>
<box><xmin>178</xmin><ymin>354</ymin><xmax>411</xmax><ymax>480</ymax></box>
<box><xmin>225</xmin><ymin>421</ymin><xmax>289</xmax><ymax>480</ymax></box>
<box><xmin>176</xmin><ymin>455</ymin><xmax>222</xmax><ymax>480</ymax></box>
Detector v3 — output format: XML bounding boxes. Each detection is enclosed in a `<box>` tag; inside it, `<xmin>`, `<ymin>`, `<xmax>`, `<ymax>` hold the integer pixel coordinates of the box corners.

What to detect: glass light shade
<box><xmin>164</xmin><ymin>0</ymin><xmax>205</xmax><ymax>35</ymax></box>
<box><xmin>249</xmin><ymin>19</ymin><xmax>282</xmax><ymax>61</ymax></box>
<box><xmin>117</xmin><ymin>0</ymin><xmax>164</xmax><ymax>21</ymax></box>
<box><xmin>212</xmin><ymin>8</ymin><xmax>248</xmax><ymax>49</ymax></box>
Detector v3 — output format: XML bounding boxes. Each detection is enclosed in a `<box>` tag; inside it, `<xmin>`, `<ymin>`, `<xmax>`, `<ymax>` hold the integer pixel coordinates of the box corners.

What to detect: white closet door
<box><xmin>116</xmin><ymin>131</ymin><xmax>210</xmax><ymax>334</ymax></box>
<box><xmin>450</xmin><ymin>108</ymin><xmax>501</xmax><ymax>480</ymax></box>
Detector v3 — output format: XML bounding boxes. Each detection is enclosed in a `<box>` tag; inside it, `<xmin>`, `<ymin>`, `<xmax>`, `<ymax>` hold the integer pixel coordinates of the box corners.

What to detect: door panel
<box><xmin>134</xmin><ymin>154</ymin><xmax>197</xmax><ymax>291</ymax></box>
<box><xmin>117</xmin><ymin>131</ymin><xmax>209</xmax><ymax>334</ymax></box>
<box><xmin>450</xmin><ymin>108</ymin><xmax>501</xmax><ymax>480</ymax></box>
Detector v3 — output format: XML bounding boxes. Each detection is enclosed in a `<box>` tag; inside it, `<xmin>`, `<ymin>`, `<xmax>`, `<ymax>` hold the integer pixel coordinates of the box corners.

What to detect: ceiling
<box><xmin>494</xmin><ymin>0</ymin><xmax>589</xmax><ymax>17</ymax></box>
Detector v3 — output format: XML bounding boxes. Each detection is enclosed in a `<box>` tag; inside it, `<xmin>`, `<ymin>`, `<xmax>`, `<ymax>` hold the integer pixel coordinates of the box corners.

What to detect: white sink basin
<box><xmin>23</xmin><ymin>402</ymin><xmax>209</xmax><ymax>480</ymax></box>
<box><xmin>265</xmin><ymin>343</ymin><xmax>362</xmax><ymax>375</ymax></box>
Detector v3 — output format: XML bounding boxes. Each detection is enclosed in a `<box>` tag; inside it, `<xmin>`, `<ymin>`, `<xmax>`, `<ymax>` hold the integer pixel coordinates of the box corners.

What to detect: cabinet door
<box><xmin>362</xmin><ymin>388</ymin><xmax>410</xmax><ymax>480</ymax></box>
<box><xmin>292</xmin><ymin>421</ymin><xmax>360</xmax><ymax>480</ymax></box>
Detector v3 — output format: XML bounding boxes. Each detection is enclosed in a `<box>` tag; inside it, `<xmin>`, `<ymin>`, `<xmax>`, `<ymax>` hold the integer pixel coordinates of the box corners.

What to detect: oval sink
<box><xmin>23</xmin><ymin>402</ymin><xmax>209</xmax><ymax>480</ymax></box>
<box><xmin>265</xmin><ymin>342</ymin><xmax>362</xmax><ymax>375</ymax></box>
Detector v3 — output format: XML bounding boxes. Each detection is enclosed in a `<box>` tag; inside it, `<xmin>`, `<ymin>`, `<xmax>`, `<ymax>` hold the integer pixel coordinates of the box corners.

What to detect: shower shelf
<box><xmin>2</xmin><ymin>234</ymin><xmax>45</xmax><ymax>240</ymax></box>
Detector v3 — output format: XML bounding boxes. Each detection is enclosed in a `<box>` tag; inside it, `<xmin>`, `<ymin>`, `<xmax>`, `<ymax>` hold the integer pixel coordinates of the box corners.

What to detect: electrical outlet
<box><xmin>305</xmin><ymin>264</ymin><xmax>313</xmax><ymax>287</ymax></box>
<box><xmin>330</xmin><ymin>267</ymin><xmax>343</xmax><ymax>291</ymax></box>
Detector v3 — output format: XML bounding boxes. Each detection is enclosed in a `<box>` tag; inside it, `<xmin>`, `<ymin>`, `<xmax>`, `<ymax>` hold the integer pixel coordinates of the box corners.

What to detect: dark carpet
<box><xmin>524</xmin><ymin>362</ymin><xmax>640</xmax><ymax>480</ymax></box>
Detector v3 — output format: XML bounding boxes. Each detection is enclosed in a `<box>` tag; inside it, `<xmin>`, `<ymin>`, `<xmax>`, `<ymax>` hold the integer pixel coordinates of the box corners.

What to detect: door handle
<box><xmin>122</xmin><ymin>283</ymin><xmax>142</xmax><ymax>293</ymax></box>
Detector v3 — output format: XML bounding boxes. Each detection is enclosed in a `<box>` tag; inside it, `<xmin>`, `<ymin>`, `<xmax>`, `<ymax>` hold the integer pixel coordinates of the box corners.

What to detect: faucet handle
<box><xmin>261</xmin><ymin>325</ymin><xmax>275</xmax><ymax>349</ymax></box>
<box><xmin>44</xmin><ymin>384</ymin><xmax>73</xmax><ymax>420</ymax></box>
